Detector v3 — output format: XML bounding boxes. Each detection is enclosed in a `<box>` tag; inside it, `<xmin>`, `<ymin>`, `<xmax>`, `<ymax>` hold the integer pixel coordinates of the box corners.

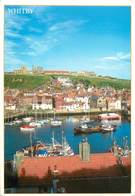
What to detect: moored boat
<box><xmin>29</xmin><ymin>121</ymin><xmax>42</xmax><ymax>128</ymax></box>
<box><xmin>101</xmin><ymin>124</ymin><xmax>115</xmax><ymax>133</ymax></box>
<box><xmin>22</xmin><ymin>117</ymin><xmax>33</xmax><ymax>123</ymax></box>
<box><xmin>74</xmin><ymin>126</ymin><xmax>102</xmax><ymax>134</ymax></box>
<box><xmin>16</xmin><ymin>137</ymin><xmax>74</xmax><ymax>157</ymax></box>
<box><xmin>74</xmin><ymin>120</ymin><xmax>102</xmax><ymax>134</ymax></box>
<box><xmin>20</xmin><ymin>125</ymin><xmax>35</xmax><ymax>131</ymax></box>
<box><xmin>98</xmin><ymin>113</ymin><xmax>121</xmax><ymax>121</ymax></box>
<box><xmin>50</xmin><ymin>119</ymin><xmax>62</xmax><ymax>127</ymax></box>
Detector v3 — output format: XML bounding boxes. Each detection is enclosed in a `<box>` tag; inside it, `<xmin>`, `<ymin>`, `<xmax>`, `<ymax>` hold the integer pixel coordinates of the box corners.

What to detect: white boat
<box><xmin>20</xmin><ymin>125</ymin><xmax>35</xmax><ymax>131</ymax></box>
<box><xmin>101</xmin><ymin>124</ymin><xmax>115</xmax><ymax>132</ymax></box>
<box><xmin>62</xmin><ymin>137</ymin><xmax>74</xmax><ymax>156</ymax></box>
<box><xmin>29</xmin><ymin>121</ymin><xmax>42</xmax><ymax>128</ymax></box>
<box><xmin>22</xmin><ymin>117</ymin><xmax>33</xmax><ymax>123</ymax></box>
<box><xmin>98</xmin><ymin>113</ymin><xmax>121</xmax><ymax>121</ymax></box>
<box><xmin>5</xmin><ymin>121</ymin><xmax>16</xmax><ymax>126</ymax></box>
<box><xmin>50</xmin><ymin>120</ymin><xmax>62</xmax><ymax>127</ymax></box>
<box><xmin>14</xmin><ymin>119</ymin><xmax>23</xmax><ymax>124</ymax></box>
<box><xmin>51</xmin><ymin>137</ymin><xmax>74</xmax><ymax>156</ymax></box>
<box><xmin>80</xmin><ymin>117</ymin><xmax>90</xmax><ymax>124</ymax></box>
<box><xmin>38</xmin><ymin>119</ymin><xmax>50</xmax><ymax>125</ymax></box>
<box><xmin>80</xmin><ymin>124</ymin><xmax>88</xmax><ymax>129</ymax></box>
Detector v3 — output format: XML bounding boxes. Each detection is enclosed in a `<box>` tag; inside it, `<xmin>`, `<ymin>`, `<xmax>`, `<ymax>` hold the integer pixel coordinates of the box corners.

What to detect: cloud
<box><xmin>22</xmin><ymin>19</ymin><xmax>86</xmax><ymax>57</ymax></box>
<box><xmin>94</xmin><ymin>52</ymin><xmax>130</xmax><ymax>77</ymax></box>
<box><xmin>94</xmin><ymin>64</ymin><xmax>126</xmax><ymax>71</ymax></box>
<box><xmin>100</xmin><ymin>52</ymin><xmax>130</xmax><ymax>62</ymax></box>
<box><xmin>49</xmin><ymin>20</ymin><xmax>86</xmax><ymax>32</ymax></box>
<box><xmin>4</xmin><ymin>40</ymin><xmax>25</xmax><ymax>71</ymax></box>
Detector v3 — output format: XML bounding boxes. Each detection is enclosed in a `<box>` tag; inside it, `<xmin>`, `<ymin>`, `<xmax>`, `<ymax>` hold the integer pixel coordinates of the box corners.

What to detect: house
<box><xmin>97</xmin><ymin>97</ymin><xmax>107</xmax><ymax>111</ymax></box>
<box><xmin>5</xmin><ymin>104</ymin><xmax>16</xmax><ymax>111</ymax></box>
<box><xmin>53</xmin><ymin>94</ymin><xmax>64</xmax><ymax>111</ymax></box>
<box><xmin>32</xmin><ymin>95</ymin><xmax>53</xmax><ymax>110</ymax></box>
<box><xmin>4</xmin><ymin>95</ymin><xmax>17</xmax><ymax>111</ymax></box>
<box><xmin>108</xmin><ymin>98</ymin><xmax>121</xmax><ymax>111</ymax></box>
<box><xmin>89</xmin><ymin>95</ymin><xmax>98</xmax><ymax>109</ymax></box>
<box><xmin>75</xmin><ymin>96</ymin><xmax>90</xmax><ymax>111</ymax></box>
<box><xmin>63</xmin><ymin>102</ymin><xmax>80</xmax><ymax>112</ymax></box>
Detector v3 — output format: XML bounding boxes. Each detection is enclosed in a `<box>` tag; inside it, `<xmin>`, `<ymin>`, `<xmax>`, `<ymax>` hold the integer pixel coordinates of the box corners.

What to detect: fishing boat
<box><xmin>74</xmin><ymin>120</ymin><xmax>102</xmax><ymax>134</ymax></box>
<box><xmin>112</xmin><ymin>137</ymin><xmax>130</xmax><ymax>157</ymax></box>
<box><xmin>17</xmin><ymin>125</ymin><xmax>74</xmax><ymax>157</ymax></box>
<box><xmin>17</xmin><ymin>137</ymin><xmax>74</xmax><ymax>157</ymax></box>
<box><xmin>74</xmin><ymin>126</ymin><xmax>102</xmax><ymax>134</ymax></box>
<box><xmin>20</xmin><ymin>125</ymin><xmax>35</xmax><ymax>131</ymax></box>
<box><xmin>51</xmin><ymin>135</ymin><xmax>74</xmax><ymax>156</ymax></box>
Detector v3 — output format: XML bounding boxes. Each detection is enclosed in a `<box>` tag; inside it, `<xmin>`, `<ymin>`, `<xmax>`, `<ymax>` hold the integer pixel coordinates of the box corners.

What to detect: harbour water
<box><xmin>5</xmin><ymin>115</ymin><xmax>131</xmax><ymax>161</ymax></box>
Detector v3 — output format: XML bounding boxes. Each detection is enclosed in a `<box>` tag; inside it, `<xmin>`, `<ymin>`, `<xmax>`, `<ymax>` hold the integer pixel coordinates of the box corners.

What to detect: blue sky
<box><xmin>5</xmin><ymin>6</ymin><xmax>131</xmax><ymax>79</ymax></box>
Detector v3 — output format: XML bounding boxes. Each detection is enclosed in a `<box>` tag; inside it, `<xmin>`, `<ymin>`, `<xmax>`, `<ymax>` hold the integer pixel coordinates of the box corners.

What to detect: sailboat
<box><xmin>50</xmin><ymin>111</ymin><xmax>62</xmax><ymax>127</ymax></box>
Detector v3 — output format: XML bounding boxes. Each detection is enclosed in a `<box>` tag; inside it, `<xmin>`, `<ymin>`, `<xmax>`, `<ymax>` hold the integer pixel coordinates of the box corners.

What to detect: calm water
<box><xmin>5</xmin><ymin>115</ymin><xmax>131</xmax><ymax>160</ymax></box>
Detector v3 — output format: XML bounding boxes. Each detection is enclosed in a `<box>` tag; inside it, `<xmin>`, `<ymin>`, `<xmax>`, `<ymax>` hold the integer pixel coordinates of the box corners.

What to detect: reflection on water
<box><xmin>5</xmin><ymin>115</ymin><xmax>131</xmax><ymax>160</ymax></box>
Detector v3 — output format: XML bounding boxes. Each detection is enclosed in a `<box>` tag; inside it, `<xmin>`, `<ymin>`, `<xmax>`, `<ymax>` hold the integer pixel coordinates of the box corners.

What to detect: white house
<box><xmin>108</xmin><ymin>99</ymin><xmax>121</xmax><ymax>110</ymax></box>
<box><xmin>32</xmin><ymin>95</ymin><xmax>53</xmax><ymax>110</ymax></box>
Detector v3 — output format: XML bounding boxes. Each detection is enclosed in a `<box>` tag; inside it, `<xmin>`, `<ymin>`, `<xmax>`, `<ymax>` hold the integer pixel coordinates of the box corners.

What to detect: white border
<box><xmin>0</xmin><ymin>3</ymin><xmax>4</xmax><ymax>196</ymax></box>
<box><xmin>0</xmin><ymin>0</ymin><xmax>134</xmax><ymax>195</ymax></box>
<box><xmin>0</xmin><ymin>0</ymin><xmax>134</xmax><ymax>6</ymax></box>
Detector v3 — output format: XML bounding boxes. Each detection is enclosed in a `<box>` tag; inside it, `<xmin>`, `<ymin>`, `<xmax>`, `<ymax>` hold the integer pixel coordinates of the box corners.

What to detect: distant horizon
<box><xmin>5</xmin><ymin>6</ymin><xmax>131</xmax><ymax>80</ymax></box>
<box><xmin>4</xmin><ymin>66</ymin><xmax>131</xmax><ymax>80</ymax></box>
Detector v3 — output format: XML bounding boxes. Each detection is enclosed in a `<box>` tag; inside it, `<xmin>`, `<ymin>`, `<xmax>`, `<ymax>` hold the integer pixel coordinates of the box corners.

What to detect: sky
<box><xmin>4</xmin><ymin>6</ymin><xmax>131</xmax><ymax>79</ymax></box>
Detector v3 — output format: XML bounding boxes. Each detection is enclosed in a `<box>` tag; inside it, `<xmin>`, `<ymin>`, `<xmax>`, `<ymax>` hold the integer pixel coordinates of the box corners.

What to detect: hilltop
<box><xmin>4</xmin><ymin>74</ymin><xmax>130</xmax><ymax>90</ymax></box>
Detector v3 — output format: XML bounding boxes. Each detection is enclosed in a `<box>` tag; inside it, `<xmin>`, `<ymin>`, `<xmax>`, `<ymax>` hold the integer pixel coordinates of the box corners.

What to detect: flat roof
<box><xmin>18</xmin><ymin>153</ymin><xmax>131</xmax><ymax>180</ymax></box>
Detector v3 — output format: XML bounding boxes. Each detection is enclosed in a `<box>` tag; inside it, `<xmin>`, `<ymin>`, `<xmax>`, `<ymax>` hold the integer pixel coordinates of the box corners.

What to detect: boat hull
<box><xmin>20</xmin><ymin>125</ymin><xmax>35</xmax><ymax>131</ymax></box>
<box><xmin>74</xmin><ymin>127</ymin><xmax>102</xmax><ymax>134</ymax></box>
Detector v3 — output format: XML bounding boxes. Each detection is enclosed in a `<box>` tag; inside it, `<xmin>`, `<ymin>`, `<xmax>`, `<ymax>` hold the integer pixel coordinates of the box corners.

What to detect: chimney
<box><xmin>79</xmin><ymin>138</ymin><xmax>90</xmax><ymax>161</ymax></box>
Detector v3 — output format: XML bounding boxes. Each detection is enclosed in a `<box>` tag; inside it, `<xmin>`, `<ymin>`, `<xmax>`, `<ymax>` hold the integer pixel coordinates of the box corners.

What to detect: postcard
<box><xmin>0</xmin><ymin>1</ymin><xmax>134</xmax><ymax>195</ymax></box>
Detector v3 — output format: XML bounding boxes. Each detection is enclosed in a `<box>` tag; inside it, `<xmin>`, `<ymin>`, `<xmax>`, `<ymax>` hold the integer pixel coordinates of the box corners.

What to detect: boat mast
<box><xmin>123</xmin><ymin>136</ymin><xmax>128</xmax><ymax>151</ymax></box>
<box><xmin>61</xmin><ymin>124</ymin><xmax>64</xmax><ymax>148</ymax></box>
<box><xmin>88</xmin><ymin>97</ymin><xmax>91</xmax><ymax>120</ymax></box>
<box><xmin>30</xmin><ymin>131</ymin><xmax>33</xmax><ymax>157</ymax></box>
<box><xmin>52</xmin><ymin>130</ymin><xmax>55</xmax><ymax>147</ymax></box>
<box><xmin>34</xmin><ymin>109</ymin><xmax>37</xmax><ymax>139</ymax></box>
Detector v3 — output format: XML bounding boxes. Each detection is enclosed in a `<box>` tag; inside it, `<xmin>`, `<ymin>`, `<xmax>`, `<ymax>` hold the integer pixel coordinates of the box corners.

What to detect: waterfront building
<box><xmin>32</xmin><ymin>95</ymin><xmax>53</xmax><ymax>110</ymax></box>
<box><xmin>108</xmin><ymin>98</ymin><xmax>121</xmax><ymax>111</ymax></box>
<box><xmin>53</xmin><ymin>94</ymin><xmax>64</xmax><ymax>111</ymax></box>
<box><xmin>97</xmin><ymin>97</ymin><xmax>107</xmax><ymax>111</ymax></box>
<box><xmin>89</xmin><ymin>95</ymin><xmax>98</xmax><ymax>109</ymax></box>
<box><xmin>4</xmin><ymin>95</ymin><xmax>17</xmax><ymax>111</ymax></box>
<box><xmin>62</xmin><ymin>102</ymin><xmax>80</xmax><ymax>112</ymax></box>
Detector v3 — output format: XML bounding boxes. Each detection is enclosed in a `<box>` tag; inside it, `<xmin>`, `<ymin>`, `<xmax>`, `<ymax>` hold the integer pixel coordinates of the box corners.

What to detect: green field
<box><xmin>4</xmin><ymin>74</ymin><xmax>130</xmax><ymax>90</ymax></box>
<box><xmin>4</xmin><ymin>74</ymin><xmax>52</xmax><ymax>90</ymax></box>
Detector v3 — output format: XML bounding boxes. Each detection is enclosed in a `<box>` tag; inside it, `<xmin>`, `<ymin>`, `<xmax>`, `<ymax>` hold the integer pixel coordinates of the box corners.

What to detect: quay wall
<box><xmin>4</xmin><ymin>109</ymin><xmax>130</xmax><ymax>122</ymax></box>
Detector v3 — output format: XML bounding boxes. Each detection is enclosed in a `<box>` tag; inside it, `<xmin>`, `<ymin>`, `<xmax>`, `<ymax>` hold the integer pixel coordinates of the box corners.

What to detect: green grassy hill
<box><xmin>4</xmin><ymin>74</ymin><xmax>52</xmax><ymax>90</ymax></box>
<box><xmin>4</xmin><ymin>74</ymin><xmax>130</xmax><ymax>90</ymax></box>
<box><xmin>69</xmin><ymin>75</ymin><xmax>130</xmax><ymax>90</ymax></box>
